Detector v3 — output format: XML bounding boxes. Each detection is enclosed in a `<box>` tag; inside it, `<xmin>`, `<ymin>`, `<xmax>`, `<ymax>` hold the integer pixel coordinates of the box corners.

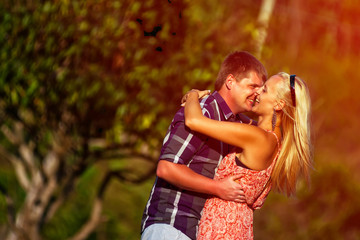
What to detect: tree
<box><xmin>253</xmin><ymin>0</ymin><xmax>276</xmax><ymax>58</ymax></box>
<box><xmin>0</xmin><ymin>0</ymin><xmax>190</xmax><ymax>239</ymax></box>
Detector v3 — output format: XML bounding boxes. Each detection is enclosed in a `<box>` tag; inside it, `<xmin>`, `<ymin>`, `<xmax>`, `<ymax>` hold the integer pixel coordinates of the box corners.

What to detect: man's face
<box><xmin>231</xmin><ymin>71</ymin><xmax>264</xmax><ymax>113</ymax></box>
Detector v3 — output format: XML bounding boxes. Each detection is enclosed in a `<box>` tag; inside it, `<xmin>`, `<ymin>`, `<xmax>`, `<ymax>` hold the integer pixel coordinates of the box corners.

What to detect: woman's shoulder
<box><xmin>240</xmin><ymin>129</ymin><xmax>279</xmax><ymax>170</ymax></box>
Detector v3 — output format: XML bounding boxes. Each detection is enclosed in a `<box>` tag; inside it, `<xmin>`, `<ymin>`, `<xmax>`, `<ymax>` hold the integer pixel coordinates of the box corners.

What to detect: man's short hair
<box><xmin>215</xmin><ymin>51</ymin><xmax>267</xmax><ymax>91</ymax></box>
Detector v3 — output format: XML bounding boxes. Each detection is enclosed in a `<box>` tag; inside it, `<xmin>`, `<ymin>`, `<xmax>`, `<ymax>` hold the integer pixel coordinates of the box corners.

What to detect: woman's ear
<box><xmin>274</xmin><ymin>99</ymin><xmax>286</xmax><ymax>111</ymax></box>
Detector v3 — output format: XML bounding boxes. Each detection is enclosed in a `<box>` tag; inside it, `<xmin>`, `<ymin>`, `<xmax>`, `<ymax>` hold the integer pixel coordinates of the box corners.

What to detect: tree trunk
<box><xmin>2</xmin><ymin>122</ymin><xmax>65</xmax><ymax>240</ymax></box>
<box><xmin>254</xmin><ymin>0</ymin><xmax>276</xmax><ymax>58</ymax></box>
<box><xmin>287</xmin><ymin>0</ymin><xmax>302</xmax><ymax>60</ymax></box>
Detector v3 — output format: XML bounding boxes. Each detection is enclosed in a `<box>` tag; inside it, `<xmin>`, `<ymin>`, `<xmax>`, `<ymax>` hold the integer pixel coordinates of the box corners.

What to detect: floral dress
<box><xmin>197</xmin><ymin>131</ymin><xmax>280</xmax><ymax>240</ymax></box>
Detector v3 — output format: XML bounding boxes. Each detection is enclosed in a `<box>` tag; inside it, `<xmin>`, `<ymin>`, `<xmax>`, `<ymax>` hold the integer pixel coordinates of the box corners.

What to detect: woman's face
<box><xmin>252</xmin><ymin>75</ymin><xmax>283</xmax><ymax>115</ymax></box>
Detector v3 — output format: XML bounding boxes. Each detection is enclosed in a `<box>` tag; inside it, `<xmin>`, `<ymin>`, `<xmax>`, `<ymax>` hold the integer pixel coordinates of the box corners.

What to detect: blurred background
<box><xmin>1</xmin><ymin>0</ymin><xmax>360</xmax><ymax>239</ymax></box>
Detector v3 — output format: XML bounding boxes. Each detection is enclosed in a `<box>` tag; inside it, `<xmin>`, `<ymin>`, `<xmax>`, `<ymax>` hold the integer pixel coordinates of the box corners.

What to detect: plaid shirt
<box><xmin>141</xmin><ymin>91</ymin><xmax>253</xmax><ymax>240</ymax></box>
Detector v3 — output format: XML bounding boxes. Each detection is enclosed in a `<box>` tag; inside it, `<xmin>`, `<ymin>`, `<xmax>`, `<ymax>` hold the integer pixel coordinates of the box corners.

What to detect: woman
<box><xmin>182</xmin><ymin>72</ymin><xmax>313</xmax><ymax>240</ymax></box>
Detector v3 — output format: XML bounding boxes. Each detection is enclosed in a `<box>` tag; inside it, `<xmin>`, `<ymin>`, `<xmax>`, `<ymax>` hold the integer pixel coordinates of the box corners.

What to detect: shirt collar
<box><xmin>212</xmin><ymin>91</ymin><xmax>237</xmax><ymax>121</ymax></box>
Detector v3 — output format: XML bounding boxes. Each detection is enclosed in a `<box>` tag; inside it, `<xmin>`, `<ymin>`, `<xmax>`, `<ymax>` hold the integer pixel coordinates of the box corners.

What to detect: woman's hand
<box><xmin>181</xmin><ymin>89</ymin><xmax>211</xmax><ymax>106</ymax></box>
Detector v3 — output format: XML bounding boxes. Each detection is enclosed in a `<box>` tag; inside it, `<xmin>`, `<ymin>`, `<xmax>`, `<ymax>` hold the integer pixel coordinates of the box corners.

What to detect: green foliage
<box><xmin>0</xmin><ymin>166</ymin><xmax>26</xmax><ymax>223</ymax></box>
<box><xmin>101</xmin><ymin>178</ymin><xmax>156</xmax><ymax>240</ymax></box>
<box><xmin>41</xmin><ymin>167</ymin><xmax>99</xmax><ymax>239</ymax></box>
<box><xmin>1</xmin><ymin>0</ymin><xmax>179</xmax><ymax>238</ymax></box>
<box><xmin>0</xmin><ymin>0</ymin><xmax>123</xmax><ymax>142</ymax></box>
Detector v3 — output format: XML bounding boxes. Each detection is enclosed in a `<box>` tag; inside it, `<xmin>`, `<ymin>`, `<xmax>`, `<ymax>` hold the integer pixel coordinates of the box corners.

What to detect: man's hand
<box><xmin>214</xmin><ymin>175</ymin><xmax>246</xmax><ymax>203</ymax></box>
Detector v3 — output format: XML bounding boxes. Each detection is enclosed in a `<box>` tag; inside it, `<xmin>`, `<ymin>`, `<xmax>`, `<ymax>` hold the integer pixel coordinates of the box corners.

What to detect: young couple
<box><xmin>141</xmin><ymin>51</ymin><xmax>313</xmax><ymax>240</ymax></box>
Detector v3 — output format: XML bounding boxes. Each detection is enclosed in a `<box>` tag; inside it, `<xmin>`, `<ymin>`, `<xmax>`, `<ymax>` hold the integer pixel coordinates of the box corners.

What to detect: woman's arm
<box><xmin>184</xmin><ymin>91</ymin><xmax>265</xmax><ymax>151</ymax></box>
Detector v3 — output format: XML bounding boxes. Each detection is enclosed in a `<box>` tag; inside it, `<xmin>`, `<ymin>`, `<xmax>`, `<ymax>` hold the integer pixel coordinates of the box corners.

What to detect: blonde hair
<box><xmin>271</xmin><ymin>72</ymin><xmax>313</xmax><ymax>196</ymax></box>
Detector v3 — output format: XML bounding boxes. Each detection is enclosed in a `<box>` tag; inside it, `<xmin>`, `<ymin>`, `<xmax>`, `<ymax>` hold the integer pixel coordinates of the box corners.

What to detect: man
<box><xmin>141</xmin><ymin>51</ymin><xmax>267</xmax><ymax>240</ymax></box>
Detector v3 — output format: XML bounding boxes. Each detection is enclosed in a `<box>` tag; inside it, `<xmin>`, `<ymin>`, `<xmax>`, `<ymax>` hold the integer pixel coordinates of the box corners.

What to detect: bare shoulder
<box><xmin>241</xmin><ymin>129</ymin><xmax>279</xmax><ymax>171</ymax></box>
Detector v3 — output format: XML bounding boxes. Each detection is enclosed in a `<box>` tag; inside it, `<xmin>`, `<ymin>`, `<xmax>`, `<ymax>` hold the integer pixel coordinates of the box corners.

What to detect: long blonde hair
<box><xmin>271</xmin><ymin>72</ymin><xmax>313</xmax><ymax>196</ymax></box>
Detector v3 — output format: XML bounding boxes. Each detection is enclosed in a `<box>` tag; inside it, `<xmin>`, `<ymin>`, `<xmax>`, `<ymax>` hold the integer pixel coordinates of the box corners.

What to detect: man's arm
<box><xmin>157</xmin><ymin>160</ymin><xmax>245</xmax><ymax>203</ymax></box>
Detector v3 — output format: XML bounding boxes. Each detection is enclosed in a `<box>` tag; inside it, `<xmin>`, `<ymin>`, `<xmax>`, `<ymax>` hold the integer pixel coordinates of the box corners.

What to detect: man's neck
<box><xmin>218</xmin><ymin>89</ymin><xmax>241</xmax><ymax>115</ymax></box>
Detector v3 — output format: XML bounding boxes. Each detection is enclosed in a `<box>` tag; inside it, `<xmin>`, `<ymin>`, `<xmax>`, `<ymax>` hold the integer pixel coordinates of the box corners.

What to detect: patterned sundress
<box><xmin>197</xmin><ymin>131</ymin><xmax>281</xmax><ymax>240</ymax></box>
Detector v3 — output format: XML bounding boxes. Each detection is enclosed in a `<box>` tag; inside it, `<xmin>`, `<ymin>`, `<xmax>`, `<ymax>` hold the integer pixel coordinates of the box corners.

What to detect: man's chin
<box><xmin>246</xmin><ymin>104</ymin><xmax>255</xmax><ymax>112</ymax></box>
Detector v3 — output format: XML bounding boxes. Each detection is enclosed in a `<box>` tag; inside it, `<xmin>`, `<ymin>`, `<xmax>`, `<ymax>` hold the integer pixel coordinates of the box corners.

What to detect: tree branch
<box><xmin>43</xmin><ymin>132</ymin><xmax>89</xmax><ymax>223</ymax></box>
<box><xmin>1</xmin><ymin>185</ymin><xmax>30</xmax><ymax>240</ymax></box>
<box><xmin>67</xmin><ymin>172</ymin><xmax>113</xmax><ymax>240</ymax></box>
<box><xmin>0</xmin><ymin>185</ymin><xmax>16</xmax><ymax>227</ymax></box>
<box><xmin>111</xmin><ymin>166</ymin><xmax>157</xmax><ymax>184</ymax></box>
<box><xmin>0</xmin><ymin>145</ymin><xmax>30</xmax><ymax>190</ymax></box>
<box><xmin>67</xmin><ymin>164</ymin><xmax>156</xmax><ymax>240</ymax></box>
<box><xmin>19</xmin><ymin>143</ymin><xmax>37</xmax><ymax>179</ymax></box>
<box><xmin>0</xmin><ymin>124</ymin><xmax>21</xmax><ymax>145</ymax></box>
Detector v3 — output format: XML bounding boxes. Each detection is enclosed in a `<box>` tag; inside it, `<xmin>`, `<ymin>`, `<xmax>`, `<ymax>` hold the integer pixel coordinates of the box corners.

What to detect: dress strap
<box><xmin>266</xmin><ymin>130</ymin><xmax>281</xmax><ymax>150</ymax></box>
<box><xmin>262</xmin><ymin>130</ymin><xmax>281</xmax><ymax>190</ymax></box>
